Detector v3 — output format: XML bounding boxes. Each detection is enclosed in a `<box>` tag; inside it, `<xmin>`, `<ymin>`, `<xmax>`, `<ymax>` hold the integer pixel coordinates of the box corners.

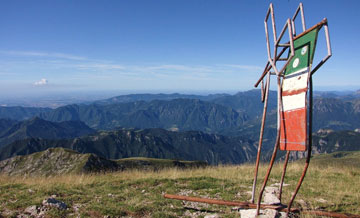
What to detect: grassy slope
<box><xmin>0</xmin><ymin>152</ymin><xmax>359</xmax><ymax>217</ymax></box>
<box><xmin>116</xmin><ymin>157</ymin><xmax>207</xmax><ymax>171</ymax></box>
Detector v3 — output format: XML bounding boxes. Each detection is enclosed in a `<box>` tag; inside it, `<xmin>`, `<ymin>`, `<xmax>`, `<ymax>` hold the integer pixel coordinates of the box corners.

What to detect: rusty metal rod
<box><xmin>302</xmin><ymin>210</ymin><xmax>360</xmax><ymax>218</ymax></box>
<box><xmin>256</xmin><ymin>75</ymin><xmax>283</xmax><ymax>215</ymax></box>
<box><xmin>256</xmin><ymin>19</ymin><xmax>327</xmax><ymax>88</ymax></box>
<box><xmin>254</xmin><ymin>46</ymin><xmax>287</xmax><ymax>87</ymax></box>
<box><xmin>291</xmin><ymin>3</ymin><xmax>306</xmax><ymax>36</ymax></box>
<box><xmin>279</xmin><ymin>151</ymin><xmax>290</xmax><ymax>202</ymax></box>
<box><xmin>163</xmin><ymin>194</ymin><xmax>360</xmax><ymax>218</ymax></box>
<box><xmin>277</xmin><ymin>19</ymin><xmax>295</xmax><ymax>76</ymax></box>
<box><xmin>261</xmin><ymin>79</ymin><xmax>265</xmax><ymax>102</ymax></box>
<box><xmin>294</xmin><ymin>18</ymin><xmax>327</xmax><ymax>40</ymax></box>
<box><xmin>251</xmin><ymin>71</ymin><xmax>271</xmax><ymax>203</ymax></box>
<box><xmin>310</xmin><ymin>22</ymin><xmax>332</xmax><ymax>75</ymax></box>
<box><xmin>300</xmin><ymin>3</ymin><xmax>306</xmax><ymax>32</ymax></box>
<box><xmin>286</xmin><ymin>77</ymin><xmax>313</xmax><ymax>215</ymax></box>
<box><xmin>164</xmin><ymin>194</ymin><xmax>290</xmax><ymax>211</ymax></box>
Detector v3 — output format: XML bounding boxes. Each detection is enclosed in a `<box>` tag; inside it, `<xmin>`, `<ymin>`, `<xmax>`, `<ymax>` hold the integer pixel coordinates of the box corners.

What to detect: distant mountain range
<box><xmin>0</xmin><ymin>128</ymin><xmax>257</xmax><ymax>165</ymax></box>
<box><xmin>1</xmin><ymin>90</ymin><xmax>359</xmax><ymax>134</ymax></box>
<box><xmin>0</xmin><ymin>106</ymin><xmax>51</xmax><ymax>120</ymax></box>
<box><xmin>0</xmin><ymin>89</ymin><xmax>359</xmax><ymax>167</ymax></box>
<box><xmin>94</xmin><ymin>93</ymin><xmax>230</xmax><ymax>104</ymax></box>
<box><xmin>0</xmin><ymin>117</ymin><xmax>95</xmax><ymax>148</ymax></box>
<box><xmin>38</xmin><ymin>98</ymin><xmax>249</xmax><ymax>132</ymax></box>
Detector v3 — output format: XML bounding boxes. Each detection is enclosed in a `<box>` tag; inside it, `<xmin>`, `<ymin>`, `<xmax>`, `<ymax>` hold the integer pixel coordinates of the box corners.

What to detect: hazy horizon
<box><xmin>1</xmin><ymin>0</ymin><xmax>359</xmax><ymax>97</ymax></box>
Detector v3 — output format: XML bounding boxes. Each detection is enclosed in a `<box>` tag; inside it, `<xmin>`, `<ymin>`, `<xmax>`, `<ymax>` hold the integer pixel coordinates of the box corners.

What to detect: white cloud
<box><xmin>34</xmin><ymin>78</ymin><xmax>48</xmax><ymax>86</ymax></box>
<box><xmin>0</xmin><ymin>50</ymin><xmax>87</xmax><ymax>61</ymax></box>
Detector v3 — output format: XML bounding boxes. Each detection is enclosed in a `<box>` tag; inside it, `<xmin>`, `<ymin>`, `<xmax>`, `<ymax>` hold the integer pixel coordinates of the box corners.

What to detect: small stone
<box><xmin>231</xmin><ymin>207</ymin><xmax>239</xmax><ymax>211</ymax></box>
<box><xmin>24</xmin><ymin>205</ymin><xmax>38</xmax><ymax>216</ymax></box>
<box><xmin>239</xmin><ymin>209</ymin><xmax>257</xmax><ymax>218</ymax></box>
<box><xmin>263</xmin><ymin>192</ymin><xmax>281</xmax><ymax>205</ymax></box>
<box><xmin>141</xmin><ymin>189</ymin><xmax>146</xmax><ymax>193</ymax></box>
<box><xmin>73</xmin><ymin>203</ymin><xmax>82</xmax><ymax>213</ymax></box>
<box><xmin>264</xmin><ymin>209</ymin><xmax>279</xmax><ymax>218</ymax></box>
<box><xmin>265</xmin><ymin>186</ymin><xmax>279</xmax><ymax>194</ymax></box>
<box><xmin>204</xmin><ymin>214</ymin><xmax>219</xmax><ymax>218</ymax></box>
<box><xmin>42</xmin><ymin>197</ymin><xmax>67</xmax><ymax>210</ymax></box>
<box><xmin>316</xmin><ymin>198</ymin><xmax>327</xmax><ymax>203</ymax></box>
<box><xmin>271</xmin><ymin>183</ymin><xmax>290</xmax><ymax>187</ymax></box>
<box><xmin>239</xmin><ymin>209</ymin><xmax>281</xmax><ymax>218</ymax></box>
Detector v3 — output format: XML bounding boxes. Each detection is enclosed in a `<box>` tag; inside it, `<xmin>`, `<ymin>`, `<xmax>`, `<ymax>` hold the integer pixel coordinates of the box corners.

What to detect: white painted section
<box><xmin>282</xmin><ymin>67</ymin><xmax>309</xmax><ymax>92</ymax></box>
<box><xmin>282</xmin><ymin>92</ymin><xmax>306</xmax><ymax>111</ymax></box>
<box><xmin>292</xmin><ymin>58</ymin><xmax>300</xmax><ymax>68</ymax></box>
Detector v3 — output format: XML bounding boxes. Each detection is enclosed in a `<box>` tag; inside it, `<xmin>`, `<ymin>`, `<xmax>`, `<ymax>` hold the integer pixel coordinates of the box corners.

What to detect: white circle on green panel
<box><xmin>292</xmin><ymin>58</ymin><xmax>300</xmax><ymax>68</ymax></box>
<box><xmin>301</xmin><ymin>46</ymin><xmax>308</xmax><ymax>55</ymax></box>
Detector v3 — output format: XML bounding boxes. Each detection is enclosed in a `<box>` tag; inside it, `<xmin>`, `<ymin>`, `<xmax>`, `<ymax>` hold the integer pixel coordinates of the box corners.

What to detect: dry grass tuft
<box><xmin>0</xmin><ymin>159</ymin><xmax>359</xmax><ymax>217</ymax></box>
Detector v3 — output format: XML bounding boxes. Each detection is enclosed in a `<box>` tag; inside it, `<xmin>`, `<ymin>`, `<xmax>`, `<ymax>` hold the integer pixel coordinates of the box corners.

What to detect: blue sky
<box><xmin>0</xmin><ymin>0</ymin><xmax>359</xmax><ymax>97</ymax></box>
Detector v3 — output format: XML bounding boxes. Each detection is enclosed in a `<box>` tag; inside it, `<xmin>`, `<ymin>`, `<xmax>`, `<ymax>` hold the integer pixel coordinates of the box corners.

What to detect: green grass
<box><xmin>116</xmin><ymin>157</ymin><xmax>207</xmax><ymax>171</ymax></box>
<box><xmin>0</xmin><ymin>153</ymin><xmax>359</xmax><ymax>217</ymax></box>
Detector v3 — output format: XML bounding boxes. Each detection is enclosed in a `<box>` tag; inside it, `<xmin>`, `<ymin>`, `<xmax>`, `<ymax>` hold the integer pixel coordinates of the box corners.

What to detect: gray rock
<box><xmin>42</xmin><ymin>197</ymin><xmax>67</xmax><ymax>210</ymax></box>
<box><xmin>24</xmin><ymin>205</ymin><xmax>38</xmax><ymax>216</ymax></box>
<box><xmin>239</xmin><ymin>209</ymin><xmax>285</xmax><ymax>218</ymax></box>
<box><xmin>263</xmin><ymin>192</ymin><xmax>281</xmax><ymax>205</ymax></box>
<box><xmin>204</xmin><ymin>214</ymin><xmax>220</xmax><ymax>218</ymax></box>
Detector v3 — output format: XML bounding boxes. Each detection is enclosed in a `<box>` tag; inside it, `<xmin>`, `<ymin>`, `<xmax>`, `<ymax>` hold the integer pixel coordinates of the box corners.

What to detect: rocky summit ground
<box><xmin>0</xmin><ymin>151</ymin><xmax>359</xmax><ymax>217</ymax></box>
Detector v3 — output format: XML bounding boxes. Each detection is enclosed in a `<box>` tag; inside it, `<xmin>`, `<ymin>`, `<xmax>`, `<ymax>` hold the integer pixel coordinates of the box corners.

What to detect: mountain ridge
<box><xmin>0</xmin><ymin>117</ymin><xmax>95</xmax><ymax>148</ymax></box>
<box><xmin>0</xmin><ymin>128</ymin><xmax>257</xmax><ymax>165</ymax></box>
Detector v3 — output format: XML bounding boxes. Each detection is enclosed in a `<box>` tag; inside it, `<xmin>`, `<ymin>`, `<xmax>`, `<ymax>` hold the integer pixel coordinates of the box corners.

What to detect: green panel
<box><xmin>284</xmin><ymin>29</ymin><xmax>319</xmax><ymax>75</ymax></box>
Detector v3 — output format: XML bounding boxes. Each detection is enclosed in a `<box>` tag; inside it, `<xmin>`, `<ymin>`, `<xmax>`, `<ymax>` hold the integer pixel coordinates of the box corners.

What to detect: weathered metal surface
<box><xmin>164</xmin><ymin>3</ymin><xmax>334</xmax><ymax>218</ymax></box>
<box><xmin>256</xmin><ymin>76</ymin><xmax>283</xmax><ymax>215</ymax></box>
<box><xmin>254</xmin><ymin>3</ymin><xmax>331</xmax><ymax>217</ymax></box>
<box><xmin>280</xmin><ymin>28</ymin><xmax>319</xmax><ymax>151</ymax></box>
<box><xmin>251</xmin><ymin>71</ymin><xmax>271</xmax><ymax>203</ymax></box>
<box><xmin>278</xmin><ymin>151</ymin><xmax>290</xmax><ymax>201</ymax></box>
<box><xmin>164</xmin><ymin>194</ymin><xmax>290</xmax><ymax>211</ymax></box>
<box><xmin>286</xmin><ymin>78</ymin><xmax>313</xmax><ymax>215</ymax></box>
<box><xmin>251</xmin><ymin>3</ymin><xmax>295</xmax><ymax>204</ymax></box>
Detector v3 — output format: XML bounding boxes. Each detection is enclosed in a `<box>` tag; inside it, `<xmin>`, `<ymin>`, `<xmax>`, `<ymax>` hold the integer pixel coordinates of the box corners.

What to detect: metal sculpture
<box><xmin>165</xmin><ymin>3</ymin><xmax>338</xmax><ymax>217</ymax></box>
<box><xmin>252</xmin><ymin>2</ymin><xmax>332</xmax><ymax>216</ymax></box>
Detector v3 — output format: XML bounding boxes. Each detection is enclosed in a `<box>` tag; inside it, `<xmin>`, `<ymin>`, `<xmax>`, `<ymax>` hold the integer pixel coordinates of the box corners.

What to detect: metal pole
<box><xmin>256</xmin><ymin>75</ymin><xmax>283</xmax><ymax>215</ymax></box>
<box><xmin>251</xmin><ymin>71</ymin><xmax>271</xmax><ymax>203</ymax></box>
<box><xmin>279</xmin><ymin>151</ymin><xmax>290</xmax><ymax>202</ymax></box>
<box><xmin>286</xmin><ymin>77</ymin><xmax>313</xmax><ymax>216</ymax></box>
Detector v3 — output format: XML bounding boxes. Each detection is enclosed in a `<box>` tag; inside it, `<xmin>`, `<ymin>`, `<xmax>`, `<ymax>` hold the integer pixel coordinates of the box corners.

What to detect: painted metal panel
<box><xmin>280</xmin><ymin>29</ymin><xmax>319</xmax><ymax>151</ymax></box>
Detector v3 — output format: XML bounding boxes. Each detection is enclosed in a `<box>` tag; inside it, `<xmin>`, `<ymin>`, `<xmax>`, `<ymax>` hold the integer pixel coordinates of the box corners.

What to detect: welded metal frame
<box><xmin>163</xmin><ymin>3</ymin><xmax>333</xmax><ymax>217</ymax></box>
<box><xmin>253</xmin><ymin>3</ymin><xmax>332</xmax><ymax>216</ymax></box>
<box><xmin>251</xmin><ymin>2</ymin><xmax>295</xmax><ymax>205</ymax></box>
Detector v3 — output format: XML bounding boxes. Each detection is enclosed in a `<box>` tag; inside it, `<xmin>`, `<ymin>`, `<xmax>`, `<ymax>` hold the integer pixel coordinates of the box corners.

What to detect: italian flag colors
<box><xmin>280</xmin><ymin>29</ymin><xmax>319</xmax><ymax>151</ymax></box>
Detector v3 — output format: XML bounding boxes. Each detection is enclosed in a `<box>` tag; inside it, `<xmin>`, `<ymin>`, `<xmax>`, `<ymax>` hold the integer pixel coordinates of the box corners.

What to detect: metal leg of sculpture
<box><xmin>286</xmin><ymin>77</ymin><xmax>313</xmax><ymax>216</ymax></box>
<box><xmin>279</xmin><ymin>151</ymin><xmax>290</xmax><ymax>202</ymax></box>
<box><xmin>256</xmin><ymin>76</ymin><xmax>283</xmax><ymax>215</ymax></box>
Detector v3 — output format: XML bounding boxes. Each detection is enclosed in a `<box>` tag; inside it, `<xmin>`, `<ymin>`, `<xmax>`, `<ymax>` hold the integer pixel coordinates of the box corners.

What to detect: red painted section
<box><xmin>280</xmin><ymin>107</ymin><xmax>307</xmax><ymax>151</ymax></box>
<box><xmin>282</xmin><ymin>87</ymin><xmax>308</xmax><ymax>96</ymax></box>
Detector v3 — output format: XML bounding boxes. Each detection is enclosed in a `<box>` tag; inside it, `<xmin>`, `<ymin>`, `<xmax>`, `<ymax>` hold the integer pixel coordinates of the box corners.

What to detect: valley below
<box><xmin>0</xmin><ymin>89</ymin><xmax>359</xmax><ymax>217</ymax></box>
